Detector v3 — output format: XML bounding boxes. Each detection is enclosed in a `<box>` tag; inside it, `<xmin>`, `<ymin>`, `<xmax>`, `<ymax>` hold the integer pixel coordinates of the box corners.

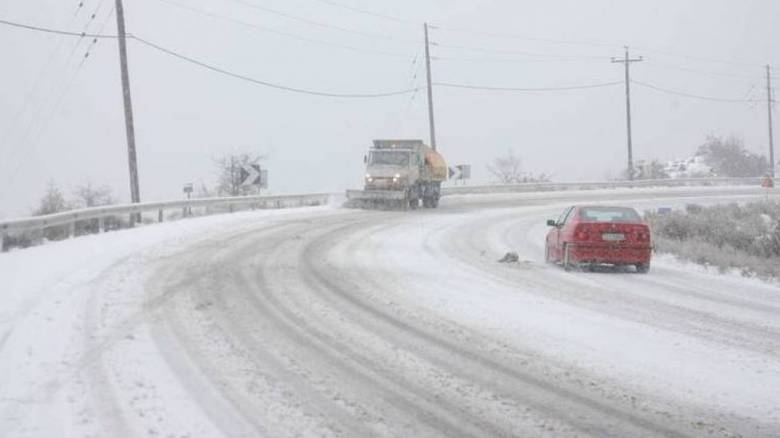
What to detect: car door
<box><xmin>557</xmin><ymin>207</ymin><xmax>579</xmax><ymax>252</ymax></box>
<box><xmin>551</xmin><ymin>206</ymin><xmax>574</xmax><ymax>258</ymax></box>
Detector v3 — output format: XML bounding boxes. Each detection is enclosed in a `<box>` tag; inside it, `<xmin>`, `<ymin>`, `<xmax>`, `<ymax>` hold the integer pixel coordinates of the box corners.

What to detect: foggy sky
<box><xmin>1</xmin><ymin>0</ymin><xmax>778</xmax><ymax>217</ymax></box>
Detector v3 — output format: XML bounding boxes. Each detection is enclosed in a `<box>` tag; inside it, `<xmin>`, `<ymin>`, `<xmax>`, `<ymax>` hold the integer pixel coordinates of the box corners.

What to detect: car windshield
<box><xmin>369</xmin><ymin>150</ymin><xmax>410</xmax><ymax>166</ymax></box>
<box><xmin>579</xmin><ymin>207</ymin><xmax>641</xmax><ymax>223</ymax></box>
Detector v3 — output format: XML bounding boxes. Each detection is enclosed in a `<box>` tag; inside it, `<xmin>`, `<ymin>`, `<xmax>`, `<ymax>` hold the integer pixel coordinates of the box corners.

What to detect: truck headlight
<box><xmin>393</xmin><ymin>173</ymin><xmax>401</xmax><ymax>182</ymax></box>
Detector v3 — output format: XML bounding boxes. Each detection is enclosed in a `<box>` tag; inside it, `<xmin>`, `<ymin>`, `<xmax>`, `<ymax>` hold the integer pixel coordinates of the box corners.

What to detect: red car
<box><xmin>545</xmin><ymin>205</ymin><xmax>652</xmax><ymax>273</ymax></box>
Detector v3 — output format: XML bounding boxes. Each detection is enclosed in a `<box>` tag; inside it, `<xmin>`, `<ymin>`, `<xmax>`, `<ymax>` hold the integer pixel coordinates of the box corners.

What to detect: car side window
<box><xmin>563</xmin><ymin>207</ymin><xmax>576</xmax><ymax>225</ymax></box>
<box><xmin>557</xmin><ymin>207</ymin><xmax>573</xmax><ymax>225</ymax></box>
<box><xmin>562</xmin><ymin>207</ymin><xmax>576</xmax><ymax>225</ymax></box>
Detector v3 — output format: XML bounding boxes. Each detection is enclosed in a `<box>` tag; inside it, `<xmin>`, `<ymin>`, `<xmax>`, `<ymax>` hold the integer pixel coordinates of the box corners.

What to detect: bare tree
<box><xmin>33</xmin><ymin>181</ymin><xmax>71</xmax><ymax>240</ymax></box>
<box><xmin>696</xmin><ymin>135</ymin><xmax>769</xmax><ymax>177</ymax></box>
<box><xmin>73</xmin><ymin>181</ymin><xmax>114</xmax><ymax>208</ymax></box>
<box><xmin>34</xmin><ymin>181</ymin><xmax>70</xmax><ymax>216</ymax></box>
<box><xmin>487</xmin><ymin>149</ymin><xmax>524</xmax><ymax>184</ymax></box>
<box><xmin>72</xmin><ymin>182</ymin><xmax>116</xmax><ymax>233</ymax></box>
<box><xmin>214</xmin><ymin>152</ymin><xmax>265</xmax><ymax>196</ymax></box>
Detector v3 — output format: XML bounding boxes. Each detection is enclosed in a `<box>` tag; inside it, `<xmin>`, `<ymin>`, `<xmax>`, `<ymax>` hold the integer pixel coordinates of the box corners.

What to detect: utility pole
<box><xmin>612</xmin><ymin>47</ymin><xmax>643</xmax><ymax>180</ymax></box>
<box><xmin>424</xmin><ymin>22</ymin><xmax>437</xmax><ymax>151</ymax></box>
<box><xmin>766</xmin><ymin>65</ymin><xmax>775</xmax><ymax>178</ymax></box>
<box><xmin>115</xmin><ymin>0</ymin><xmax>141</xmax><ymax>219</ymax></box>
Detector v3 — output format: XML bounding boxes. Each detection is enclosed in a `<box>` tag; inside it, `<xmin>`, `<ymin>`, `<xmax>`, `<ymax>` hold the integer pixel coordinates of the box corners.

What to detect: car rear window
<box><xmin>579</xmin><ymin>207</ymin><xmax>641</xmax><ymax>223</ymax></box>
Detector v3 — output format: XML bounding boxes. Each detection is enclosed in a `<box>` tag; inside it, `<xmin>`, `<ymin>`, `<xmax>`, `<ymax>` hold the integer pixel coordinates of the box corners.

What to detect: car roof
<box><xmin>571</xmin><ymin>205</ymin><xmax>638</xmax><ymax>210</ymax></box>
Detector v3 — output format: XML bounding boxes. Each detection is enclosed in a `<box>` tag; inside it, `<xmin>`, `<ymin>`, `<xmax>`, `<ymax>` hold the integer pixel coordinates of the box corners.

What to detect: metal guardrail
<box><xmin>0</xmin><ymin>193</ymin><xmax>332</xmax><ymax>252</ymax></box>
<box><xmin>441</xmin><ymin>177</ymin><xmax>762</xmax><ymax>196</ymax></box>
<box><xmin>0</xmin><ymin>177</ymin><xmax>765</xmax><ymax>252</ymax></box>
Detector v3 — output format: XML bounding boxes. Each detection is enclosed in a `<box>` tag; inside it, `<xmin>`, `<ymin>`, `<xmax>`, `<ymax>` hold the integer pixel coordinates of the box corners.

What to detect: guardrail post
<box><xmin>69</xmin><ymin>221</ymin><xmax>76</xmax><ymax>238</ymax></box>
<box><xmin>98</xmin><ymin>217</ymin><xmax>105</xmax><ymax>233</ymax></box>
<box><xmin>0</xmin><ymin>232</ymin><xmax>5</xmax><ymax>253</ymax></box>
<box><xmin>158</xmin><ymin>209</ymin><xmax>164</xmax><ymax>223</ymax></box>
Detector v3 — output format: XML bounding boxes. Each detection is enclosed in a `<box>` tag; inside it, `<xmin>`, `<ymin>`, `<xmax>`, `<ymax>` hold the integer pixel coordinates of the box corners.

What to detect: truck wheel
<box><xmin>409</xmin><ymin>198</ymin><xmax>419</xmax><ymax>209</ymax></box>
<box><xmin>430</xmin><ymin>197</ymin><xmax>439</xmax><ymax>208</ymax></box>
<box><xmin>636</xmin><ymin>263</ymin><xmax>650</xmax><ymax>274</ymax></box>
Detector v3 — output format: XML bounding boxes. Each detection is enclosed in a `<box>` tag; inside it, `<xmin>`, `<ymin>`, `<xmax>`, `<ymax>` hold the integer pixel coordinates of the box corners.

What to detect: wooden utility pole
<box><xmin>424</xmin><ymin>23</ymin><xmax>437</xmax><ymax>151</ymax></box>
<box><xmin>115</xmin><ymin>0</ymin><xmax>141</xmax><ymax>215</ymax></box>
<box><xmin>612</xmin><ymin>47</ymin><xmax>643</xmax><ymax>180</ymax></box>
<box><xmin>766</xmin><ymin>65</ymin><xmax>775</xmax><ymax>178</ymax></box>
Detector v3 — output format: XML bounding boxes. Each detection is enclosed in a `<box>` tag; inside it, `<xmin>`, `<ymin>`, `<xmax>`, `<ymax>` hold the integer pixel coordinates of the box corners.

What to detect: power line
<box><xmin>226</xmin><ymin>0</ymin><xmax>417</xmax><ymax>44</ymax></box>
<box><xmin>433</xmin><ymin>42</ymin><xmax>609</xmax><ymax>61</ymax></box>
<box><xmin>0</xmin><ymin>7</ymin><xmax>86</xmax><ymax>151</ymax></box>
<box><xmin>433</xmin><ymin>25</ymin><xmax>619</xmax><ymax>49</ymax></box>
<box><xmin>4</xmin><ymin>6</ymin><xmax>117</xmax><ymax>188</ymax></box>
<box><xmin>0</xmin><ymin>17</ymin><xmax>116</xmax><ymax>38</ymax></box>
<box><xmin>636</xmin><ymin>46</ymin><xmax>764</xmax><ymax>69</ymax></box>
<box><xmin>631</xmin><ymin>79</ymin><xmax>761</xmax><ymax>103</ymax></box>
<box><xmin>9</xmin><ymin>3</ymin><xmax>107</xmax><ymax>159</ymax></box>
<box><xmin>642</xmin><ymin>62</ymin><xmax>762</xmax><ymax>83</ymax></box>
<box><xmin>130</xmin><ymin>35</ymin><xmax>422</xmax><ymax>98</ymax></box>
<box><xmin>433</xmin><ymin>81</ymin><xmax>622</xmax><ymax>92</ymax></box>
<box><xmin>151</xmin><ymin>0</ymin><xmax>415</xmax><ymax>59</ymax></box>
<box><xmin>433</xmin><ymin>55</ymin><xmax>605</xmax><ymax>64</ymax></box>
<box><xmin>308</xmin><ymin>0</ymin><xmax>417</xmax><ymax>25</ymax></box>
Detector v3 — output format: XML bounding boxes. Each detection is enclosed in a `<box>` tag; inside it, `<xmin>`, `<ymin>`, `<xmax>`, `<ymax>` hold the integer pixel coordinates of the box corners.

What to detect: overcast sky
<box><xmin>0</xmin><ymin>0</ymin><xmax>778</xmax><ymax>217</ymax></box>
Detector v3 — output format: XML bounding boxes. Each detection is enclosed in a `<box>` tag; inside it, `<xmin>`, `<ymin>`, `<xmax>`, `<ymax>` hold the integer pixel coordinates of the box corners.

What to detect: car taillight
<box><xmin>636</xmin><ymin>230</ymin><xmax>650</xmax><ymax>242</ymax></box>
<box><xmin>575</xmin><ymin>227</ymin><xmax>589</xmax><ymax>241</ymax></box>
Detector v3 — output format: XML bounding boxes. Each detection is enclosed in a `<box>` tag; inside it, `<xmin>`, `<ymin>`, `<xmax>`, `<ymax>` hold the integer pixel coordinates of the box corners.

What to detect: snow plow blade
<box><xmin>344</xmin><ymin>190</ymin><xmax>408</xmax><ymax>210</ymax></box>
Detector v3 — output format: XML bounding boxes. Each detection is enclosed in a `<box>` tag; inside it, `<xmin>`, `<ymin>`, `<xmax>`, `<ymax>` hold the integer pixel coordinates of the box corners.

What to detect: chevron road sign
<box><xmin>240</xmin><ymin>164</ymin><xmax>268</xmax><ymax>188</ymax></box>
<box><xmin>448</xmin><ymin>164</ymin><xmax>471</xmax><ymax>181</ymax></box>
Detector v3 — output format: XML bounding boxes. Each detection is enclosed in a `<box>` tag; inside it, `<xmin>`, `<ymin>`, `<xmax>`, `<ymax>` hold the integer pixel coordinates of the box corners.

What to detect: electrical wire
<box><xmin>307</xmin><ymin>0</ymin><xmax>418</xmax><ymax>25</ymax></box>
<box><xmin>636</xmin><ymin>46</ymin><xmax>764</xmax><ymax>69</ymax></box>
<box><xmin>6</xmin><ymin>7</ymin><xmax>117</xmax><ymax>185</ymax></box>
<box><xmin>152</xmin><ymin>0</ymin><xmax>415</xmax><ymax>59</ymax></box>
<box><xmin>0</xmin><ymin>3</ymin><xmax>88</xmax><ymax>150</ymax></box>
<box><xmin>433</xmin><ymin>55</ymin><xmax>605</xmax><ymax>64</ymax></box>
<box><xmin>433</xmin><ymin>81</ymin><xmax>623</xmax><ymax>92</ymax></box>
<box><xmin>10</xmin><ymin>2</ymin><xmax>106</xmax><ymax>158</ymax></box>
<box><xmin>130</xmin><ymin>35</ymin><xmax>422</xmax><ymax>98</ymax></box>
<box><xmin>226</xmin><ymin>0</ymin><xmax>418</xmax><ymax>44</ymax></box>
<box><xmin>0</xmin><ymin>17</ymin><xmax>116</xmax><ymax>38</ymax></box>
<box><xmin>433</xmin><ymin>25</ymin><xmax>619</xmax><ymax>49</ymax></box>
<box><xmin>631</xmin><ymin>79</ymin><xmax>761</xmax><ymax>103</ymax></box>
<box><xmin>433</xmin><ymin>42</ymin><xmax>608</xmax><ymax>61</ymax></box>
<box><xmin>642</xmin><ymin>61</ymin><xmax>764</xmax><ymax>83</ymax></box>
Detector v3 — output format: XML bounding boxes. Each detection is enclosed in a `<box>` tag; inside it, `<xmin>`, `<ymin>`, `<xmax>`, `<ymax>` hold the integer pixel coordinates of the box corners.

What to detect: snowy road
<box><xmin>2</xmin><ymin>187</ymin><xmax>780</xmax><ymax>437</ymax></box>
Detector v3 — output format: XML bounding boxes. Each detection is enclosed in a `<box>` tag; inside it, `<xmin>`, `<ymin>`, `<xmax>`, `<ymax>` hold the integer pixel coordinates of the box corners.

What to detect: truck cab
<box><xmin>364</xmin><ymin>147</ymin><xmax>419</xmax><ymax>191</ymax></box>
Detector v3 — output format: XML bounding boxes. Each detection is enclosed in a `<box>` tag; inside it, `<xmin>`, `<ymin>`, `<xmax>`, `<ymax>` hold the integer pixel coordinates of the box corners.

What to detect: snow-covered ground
<box><xmin>1</xmin><ymin>186</ymin><xmax>779</xmax><ymax>437</ymax></box>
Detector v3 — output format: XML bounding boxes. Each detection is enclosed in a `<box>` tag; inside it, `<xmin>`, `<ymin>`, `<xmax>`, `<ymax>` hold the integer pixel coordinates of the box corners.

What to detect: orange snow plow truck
<box><xmin>346</xmin><ymin>139</ymin><xmax>447</xmax><ymax>210</ymax></box>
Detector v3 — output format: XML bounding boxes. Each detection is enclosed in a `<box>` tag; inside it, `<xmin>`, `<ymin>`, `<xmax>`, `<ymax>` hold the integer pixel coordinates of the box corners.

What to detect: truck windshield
<box><xmin>369</xmin><ymin>151</ymin><xmax>410</xmax><ymax>166</ymax></box>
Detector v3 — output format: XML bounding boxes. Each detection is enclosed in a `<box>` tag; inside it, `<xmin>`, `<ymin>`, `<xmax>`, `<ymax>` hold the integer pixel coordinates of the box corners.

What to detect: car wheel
<box><xmin>636</xmin><ymin>262</ymin><xmax>650</xmax><ymax>274</ymax></box>
<box><xmin>562</xmin><ymin>244</ymin><xmax>574</xmax><ymax>271</ymax></box>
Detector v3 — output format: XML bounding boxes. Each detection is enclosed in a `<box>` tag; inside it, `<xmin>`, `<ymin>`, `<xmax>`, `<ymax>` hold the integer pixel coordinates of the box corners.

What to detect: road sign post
<box><xmin>762</xmin><ymin>175</ymin><xmax>774</xmax><ymax>201</ymax></box>
<box><xmin>183</xmin><ymin>183</ymin><xmax>194</xmax><ymax>217</ymax></box>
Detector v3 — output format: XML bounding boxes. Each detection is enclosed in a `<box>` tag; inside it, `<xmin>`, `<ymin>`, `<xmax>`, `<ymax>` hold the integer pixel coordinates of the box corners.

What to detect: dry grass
<box><xmin>645</xmin><ymin>201</ymin><xmax>780</xmax><ymax>279</ymax></box>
